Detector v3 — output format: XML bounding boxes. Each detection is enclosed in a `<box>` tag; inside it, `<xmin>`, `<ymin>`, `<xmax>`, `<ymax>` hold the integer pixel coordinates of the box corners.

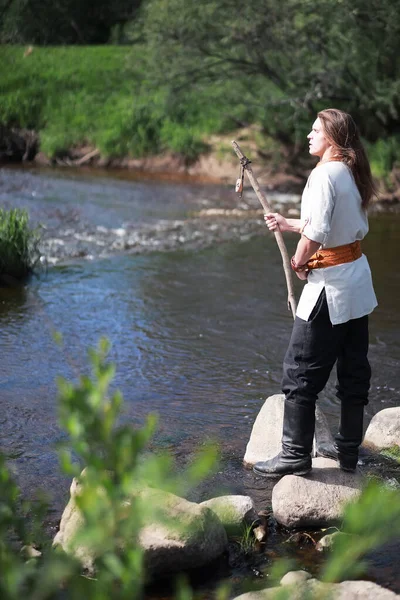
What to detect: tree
<box><xmin>0</xmin><ymin>0</ymin><xmax>143</xmax><ymax>44</ymax></box>
<box><xmin>140</xmin><ymin>0</ymin><xmax>400</xmax><ymax>145</ymax></box>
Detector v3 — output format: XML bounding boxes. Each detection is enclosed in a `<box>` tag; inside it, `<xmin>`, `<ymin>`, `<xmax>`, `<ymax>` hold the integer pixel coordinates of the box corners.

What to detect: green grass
<box><xmin>0</xmin><ymin>208</ymin><xmax>41</xmax><ymax>280</ymax></box>
<box><xmin>0</xmin><ymin>45</ymin><xmax>262</xmax><ymax>161</ymax></box>
<box><xmin>381</xmin><ymin>446</ymin><xmax>400</xmax><ymax>464</ymax></box>
<box><xmin>366</xmin><ymin>137</ymin><xmax>400</xmax><ymax>188</ymax></box>
<box><xmin>236</xmin><ymin>521</ymin><xmax>258</xmax><ymax>555</ymax></box>
<box><xmin>1</xmin><ymin>45</ymin><xmax>398</xmax><ymax>184</ymax></box>
<box><xmin>0</xmin><ymin>45</ymin><xmax>285</xmax><ymax>162</ymax></box>
<box><xmin>0</xmin><ymin>46</ymin><xmax>146</xmax><ymax>157</ymax></box>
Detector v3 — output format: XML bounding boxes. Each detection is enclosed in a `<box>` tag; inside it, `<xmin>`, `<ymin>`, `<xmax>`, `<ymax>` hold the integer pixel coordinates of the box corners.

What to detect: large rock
<box><xmin>232</xmin><ymin>579</ymin><xmax>399</xmax><ymax>599</ymax></box>
<box><xmin>54</xmin><ymin>477</ymin><xmax>228</xmax><ymax>576</ymax></box>
<box><xmin>363</xmin><ymin>408</ymin><xmax>400</xmax><ymax>450</ymax></box>
<box><xmin>138</xmin><ymin>489</ymin><xmax>228</xmax><ymax>575</ymax></box>
<box><xmin>243</xmin><ymin>394</ymin><xmax>336</xmax><ymax>466</ymax></box>
<box><xmin>243</xmin><ymin>394</ymin><xmax>284</xmax><ymax>466</ymax></box>
<box><xmin>53</xmin><ymin>477</ymin><xmax>88</xmax><ymax>566</ymax></box>
<box><xmin>200</xmin><ymin>495</ymin><xmax>258</xmax><ymax>536</ymax></box>
<box><xmin>272</xmin><ymin>457</ymin><xmax>362</xmax><ymax>528</ymax></box>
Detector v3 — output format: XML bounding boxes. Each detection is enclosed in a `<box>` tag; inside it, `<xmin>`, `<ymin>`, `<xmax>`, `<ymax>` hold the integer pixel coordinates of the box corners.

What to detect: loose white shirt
<box><xmin>296</xmin><ymin>161</ymin><xmax>377</xmax><ymax>325</ymax></box>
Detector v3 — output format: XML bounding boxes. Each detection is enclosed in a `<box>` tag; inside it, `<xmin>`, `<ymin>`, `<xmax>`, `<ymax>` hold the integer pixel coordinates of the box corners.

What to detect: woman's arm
<box><xmin>264</xmin><ymin>213</ymin><xmax>320</xmax><ymax>280</ymax></box>
<box><xmin>294</xmin><ymin>235</ymin><xmax>321</xmax><ymax>265</ymax></box>
<box><xmin>264</xmin><ymin>213</ymin><xmax>303</xmax><ymax>233</ymax></box>
<box><xmin>291</xmin><ymin>235</ymin><xmax>321</xmax><ymax>280</ymax></box>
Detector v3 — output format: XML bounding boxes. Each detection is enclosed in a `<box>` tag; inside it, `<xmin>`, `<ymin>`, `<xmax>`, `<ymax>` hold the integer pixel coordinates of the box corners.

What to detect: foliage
<box><xmin>0</xmin><ymin>208</ymin><xmax>41</xmax><ymax>280</ymax></box>
<box><xmin>2</xmin><ymin>2</ymin><xmax>400</xmax><ymax>170</ymax></box>
<box><xmin>0</xmin><ymin>46</ymin><xmax>240</xmax><ymax>161</ymax></box>
<box><xmin>0</xmin><ymin>46</ymin><xmax>140</xmax><ymax>156</ymax></box>
<box><xmin>366</xmin><ymin>137</ymin><xmax>400</xmax><ymax>185</ymax></box>
<box><xmin>0</xmin><ymin>0</ymin><xmax>142</xmax><ymax>44</ymax></box>
<box><xmin>320</xmin><ymin>480</ymin><xmax>400</xmax><ymax>583</ymax></box>
<box><xmin>0</xmin><ymin>338</ymin><xmax>219</xmax><ymax>599</ymax></box>
<box><xmin>140</xmin><ymin>0</ymin><xmax>400</xmax><ymax>149</ymax></box>
<box><xmin>236</xmin><ymin>521</ymin><xmax>258</xmax><ymax>555</ymax></box>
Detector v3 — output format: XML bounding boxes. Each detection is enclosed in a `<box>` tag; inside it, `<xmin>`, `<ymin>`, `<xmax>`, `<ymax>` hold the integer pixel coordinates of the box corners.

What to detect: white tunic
<box><xmin>296</xmin><ymin>161</ymin><xmax>378</xmax><ymax>325</ymax></box>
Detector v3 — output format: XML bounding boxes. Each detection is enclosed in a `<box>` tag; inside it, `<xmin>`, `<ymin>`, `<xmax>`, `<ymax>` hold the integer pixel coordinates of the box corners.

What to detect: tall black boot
<box><xmin>253</xmin><ymin>399</ymin><xmax>315</xmax><ymax>478</ymax></box>
<box><xmin>334</xmin><ymin>401</ymin><xmax>364</xmax><ymax>472</ymax></box>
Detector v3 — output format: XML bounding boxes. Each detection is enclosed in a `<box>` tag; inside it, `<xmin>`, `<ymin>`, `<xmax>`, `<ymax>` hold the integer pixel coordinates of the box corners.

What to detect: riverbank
<box><xmin>0</xmin><ymin>45</ymin><xmax>241</xmax><ymax>165</ymax></box>
<box><xmin>3</xmin><ymin>126</ymin><xmax>400</xmax><ymax>207</ymax></box>
<box><xmin>33</xmin><ymin>130</ymin><xmax>307</xmax><ymax>191</ymax></box>
<box><xmin>0</xmin><ymin>120</ymin><xmax>304</xmax><ymax>191</ymax></box>
<box><xmin>2</xmin><ymin>44</ymin><xmax>400</xmax><ymax>203</ymax></box>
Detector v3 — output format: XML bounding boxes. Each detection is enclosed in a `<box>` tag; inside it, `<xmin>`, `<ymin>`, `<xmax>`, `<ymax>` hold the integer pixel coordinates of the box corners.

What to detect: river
<box><xmin>0</xmin><ymin>165</ymin><xmax>399</xmax><ymax>594</ymax></box>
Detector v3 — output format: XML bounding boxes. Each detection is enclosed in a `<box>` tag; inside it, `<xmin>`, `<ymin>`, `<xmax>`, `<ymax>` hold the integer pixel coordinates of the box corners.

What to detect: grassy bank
<box><xmin>0</xmin><ymin>45</ymin><xmax>269</xmax><ymax>162</ymax></box>
<box><xmin>1</xmin><ymin>45</ymin><xmax>399</xmax><ymax>190</ymax></box>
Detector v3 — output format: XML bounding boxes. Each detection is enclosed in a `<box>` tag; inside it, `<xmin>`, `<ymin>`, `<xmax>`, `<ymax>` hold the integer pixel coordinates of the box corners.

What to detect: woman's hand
<box><xmin>264</xmin><ymin>212</ymin><xmax>288</xmax><ymax>232</ymax></box>
<box><xmin>295</xmin><ymin>270</ymin><xmax>309</xmax><ymax>281</ymax></box>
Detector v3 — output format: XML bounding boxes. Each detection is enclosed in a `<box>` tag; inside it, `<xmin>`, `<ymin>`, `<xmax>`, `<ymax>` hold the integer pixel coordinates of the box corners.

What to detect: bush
<box><xmin>0</xmin><ymin>46</ymin><xmax>279</xmax><ymax>163</ymax></box>
<box><xmin>0</xmin><ymin>208</ymin><xmax>41</xmax><ymax>280</ymax></box>
<box><xmin>0</xmin><ymin>338</ymin><xmax>219</xmax><ymax>599</ymax></box>
<box><xmin>367</xmin><ymin>136</ymin><xmax>400</xmax><ymax>188</ymax></box>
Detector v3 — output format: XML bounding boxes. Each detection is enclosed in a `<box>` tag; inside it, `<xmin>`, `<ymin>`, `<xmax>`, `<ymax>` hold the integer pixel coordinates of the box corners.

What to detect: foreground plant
<box><xmin>320</xmin><ymin>479</ymin><xmax>400</xmax><ymax>584</ymax></box>
<box><xmin>0</xmin><ymin>338</ymin><xmax>218</xmax><ymax>599</ymax></box>
<box><xmin>0</xmin><ymin>208</ymin><xmax>41</xmax><ymax>280</ymax></box>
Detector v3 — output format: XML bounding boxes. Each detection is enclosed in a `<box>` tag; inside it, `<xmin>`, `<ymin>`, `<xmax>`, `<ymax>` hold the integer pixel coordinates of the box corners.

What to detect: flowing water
<box><xmin>0</xmin><ymin>166</ymin><xmax>399</xmax><ymax>594</ymax></box>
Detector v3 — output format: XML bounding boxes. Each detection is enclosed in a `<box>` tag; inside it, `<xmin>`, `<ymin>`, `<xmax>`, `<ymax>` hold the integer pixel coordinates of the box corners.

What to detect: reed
<box><xmin>0</xmin><ymin>208</ymin><xmax>41</xmax><ymax>280</ymax></box>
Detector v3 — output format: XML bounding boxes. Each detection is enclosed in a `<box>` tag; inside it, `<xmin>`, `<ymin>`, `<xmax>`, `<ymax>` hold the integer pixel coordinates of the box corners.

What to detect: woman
<box><xmin>253</xmin><ymin>108</ymin><xmax>377</xmax><ymax>478</ymax></box>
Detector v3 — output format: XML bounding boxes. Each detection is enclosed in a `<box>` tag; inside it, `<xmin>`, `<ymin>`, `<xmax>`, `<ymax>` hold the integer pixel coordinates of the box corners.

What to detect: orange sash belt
<box><xmin>307</xmin><ymin>240</ymin><xmax>362</xmax><ymax>270</ymax></box>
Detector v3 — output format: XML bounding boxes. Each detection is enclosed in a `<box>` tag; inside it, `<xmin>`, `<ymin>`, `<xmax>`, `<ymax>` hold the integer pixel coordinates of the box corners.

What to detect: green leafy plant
<box><xmin>0</xmin><ymin>208</ymin><xmax>41</xmax><ymax>280</ymax></box>
<box><xmin>0</xmin><ymin>338</ymin><xmax>219</xmax><ymax>599</ymax></box>
<box><xmin>320</xmin><ymin>480</ymin><xmax>400</xmax><ymax>584</ymax></box>
<box><xmin>367</xmin><ymin>137</ymin><xmax>400</xmax><ymax>187</ymax></box>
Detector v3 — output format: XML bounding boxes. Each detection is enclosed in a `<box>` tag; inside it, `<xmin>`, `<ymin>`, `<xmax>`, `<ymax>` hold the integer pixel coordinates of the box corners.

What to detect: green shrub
<box><xmin>367</xmin><ymin>136</ymin><xmax>400</xmax><ymax>185</ymax></box>
<box><xmin>320</xmin><ymin>480</ymin><xmax>400</xmax><ymax>584</ymax></box>
<box><xmin>0</xmin><ymin>46</ymin><xmax>281</xmax><ymax>162</ymax></box>
<box><xmin>0</xmin><ymin>208</ymin><xmax>41</xmax><ymax>280</ymax></box>
<box><xmin>0</xmin><ymin>338</ymin><xmax>219</xmax><ymax>599</ymax></box>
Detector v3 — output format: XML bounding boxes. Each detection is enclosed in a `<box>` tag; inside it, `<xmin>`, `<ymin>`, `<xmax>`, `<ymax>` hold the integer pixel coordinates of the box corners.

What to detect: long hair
<box><xmin>317</xmin><ymin>108</ymin><xmax>377</xmax><ymax>209</ymax></box>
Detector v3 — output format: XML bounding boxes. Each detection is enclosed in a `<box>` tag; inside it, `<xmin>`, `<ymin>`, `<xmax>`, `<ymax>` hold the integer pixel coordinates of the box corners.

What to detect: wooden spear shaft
<box><xmin>231</xmin><ymin>140</ymin><xmax>297</xmax><ymax>319</ymax></box>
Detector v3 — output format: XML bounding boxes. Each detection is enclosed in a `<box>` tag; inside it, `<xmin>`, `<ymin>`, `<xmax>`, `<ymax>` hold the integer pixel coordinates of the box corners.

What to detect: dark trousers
<box><xmin>282</xmin><ymin>288</ymin><xmax>371</xmax><ymax>457</ymax></box>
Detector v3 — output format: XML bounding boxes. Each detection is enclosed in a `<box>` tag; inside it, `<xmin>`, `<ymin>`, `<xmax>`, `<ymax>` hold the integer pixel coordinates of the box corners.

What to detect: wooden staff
<box><xmin>231</xmin><ymin>140</ymin><xmax>297</xmax><ymax>319</ymax></box>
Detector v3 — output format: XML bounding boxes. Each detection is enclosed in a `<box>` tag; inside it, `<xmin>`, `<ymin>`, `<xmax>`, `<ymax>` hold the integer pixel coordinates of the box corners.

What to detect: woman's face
<box><xmin>307</xmin><ymin>117</ymin><xmax>331</xmax><ymax>159</ymax></box>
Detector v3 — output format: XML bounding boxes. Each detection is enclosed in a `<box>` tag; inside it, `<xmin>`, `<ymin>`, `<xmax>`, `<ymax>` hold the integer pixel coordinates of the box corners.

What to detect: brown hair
<box><xmin>317</xmin><ymin>108</ymin><xmax>377</xmax><ymax>209</ymax></box>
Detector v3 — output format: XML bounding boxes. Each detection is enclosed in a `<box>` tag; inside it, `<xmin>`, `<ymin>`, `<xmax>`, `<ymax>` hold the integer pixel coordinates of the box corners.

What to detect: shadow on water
<box><xmin>0</xmin><ymin>282</ymin><xmax>28</xmax><ymax>314</ymax></box>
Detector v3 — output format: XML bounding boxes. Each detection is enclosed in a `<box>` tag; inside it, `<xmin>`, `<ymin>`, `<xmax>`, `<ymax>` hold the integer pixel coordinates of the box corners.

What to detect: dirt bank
<box><xmin>34</xmin><ymin>144</ymin><xmax>305</xmax><ymax>192</ymax></box>
<box><xmin>2</xmin><ymin>126</ymin><xmax>400</xmax><ymax>206</ymax></box>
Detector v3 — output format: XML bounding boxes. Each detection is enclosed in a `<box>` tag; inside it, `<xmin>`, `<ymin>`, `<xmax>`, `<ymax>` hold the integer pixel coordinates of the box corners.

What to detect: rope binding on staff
<box><xmin>235</xmin><ymin>156</ymin><xmax>251</xmax><ymax>198</ymax></box>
